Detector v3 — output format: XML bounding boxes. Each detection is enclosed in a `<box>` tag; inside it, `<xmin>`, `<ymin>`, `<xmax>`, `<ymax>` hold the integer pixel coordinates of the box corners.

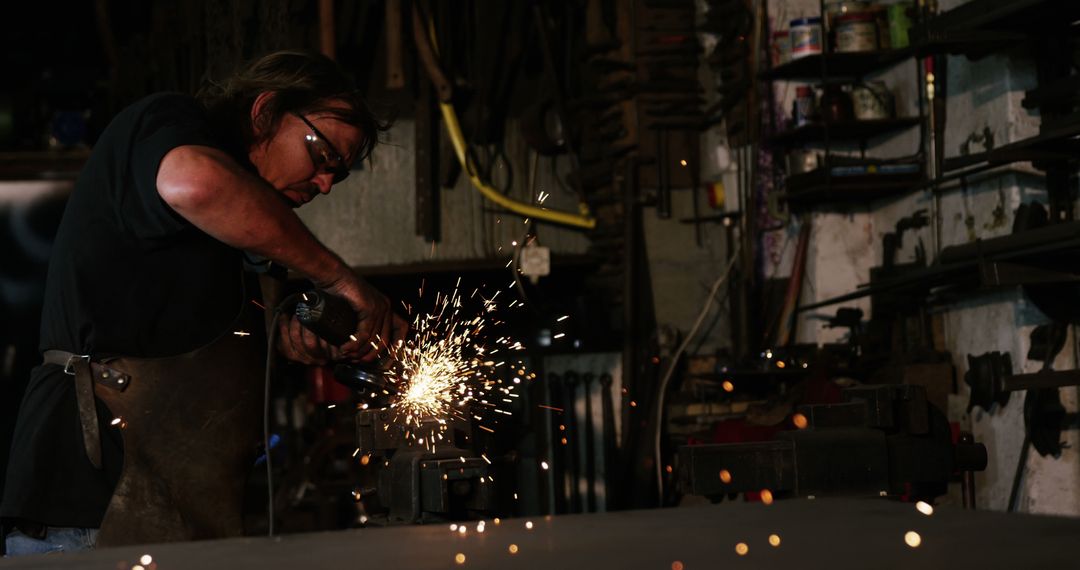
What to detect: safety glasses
<box><xmin>293</xmin><ymin>113</ymin><xmax>350</xmax><ymax>183</ymax></box>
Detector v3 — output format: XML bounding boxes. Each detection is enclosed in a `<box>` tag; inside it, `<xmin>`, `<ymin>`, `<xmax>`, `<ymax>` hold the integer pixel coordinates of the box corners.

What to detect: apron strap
<box><xmin>42</xmin><ymin>350</ymin><xmax>132</xmax><ymax>470</ymax></box>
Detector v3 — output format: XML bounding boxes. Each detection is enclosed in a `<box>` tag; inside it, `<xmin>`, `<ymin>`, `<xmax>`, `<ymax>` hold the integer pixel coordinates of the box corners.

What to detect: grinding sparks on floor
<box><xmin>905</xmin><ymin>531</ymin><xmax>922</xmax><ymax>548</ymax></box>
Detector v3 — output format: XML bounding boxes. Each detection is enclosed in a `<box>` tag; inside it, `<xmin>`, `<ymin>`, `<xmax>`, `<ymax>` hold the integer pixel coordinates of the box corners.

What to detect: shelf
<box><xmin>768</xmin><ymin>118</ymin><xmax>921</xmax><ymax>147</ymax></box>
<box><xmin>759</xmin><ymin>49</ymin><xmax>914</xmax><ymax>82</ymax></box>
<box><xmin>942</xmin><ymin>119</ymin><xmax>1080</xmax><ymax>173</ymax></box>
<box><xmin>912</xmin><ymin>0</ymin><xmax>1080</xmax><ymax>58</ymax></box>
<box><xmin>0</xmin><ymin>150</ymin><xmax>91</xmax><ymax>181</ymax></box>
<box><xmin>799</xmin><ymin>221</ymin><xmax>1080</xmax><ymax>312</ymax></box>
<box><xmin>783</xmin><ymin>164</ymin><xmax>925</xmax><ymax>210</ymax></box>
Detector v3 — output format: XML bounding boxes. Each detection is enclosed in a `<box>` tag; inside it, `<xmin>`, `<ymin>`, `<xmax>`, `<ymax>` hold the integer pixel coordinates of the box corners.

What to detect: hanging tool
<box><xmin>561</xmin><ymin>371</ymin><xmax>583</xmax><ymax>512</ymax></box>
<box><xmin>547</xmin><ymin>372</ymin><xmax>569</xmax><ymax>514</ymax></box>
<box><xmin>583</xmin><ymin>372</ymin><xmax>598</xmax><ymax>512</ymax></box>
<box><xmin>413</xmin><ymin>1</ymin><xmax>596</xmax><ymax>229</ymax></box>
<box><xmin>599</xmin><ymin>373</ymin><xmax>617</xmax><ymax>511</ymax></box>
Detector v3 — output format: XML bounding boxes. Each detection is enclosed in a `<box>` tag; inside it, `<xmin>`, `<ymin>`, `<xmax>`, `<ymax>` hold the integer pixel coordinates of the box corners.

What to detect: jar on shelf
<box><xmin>824</xmin><ymin>0</ymin><xmax>871</xmax><ymax>50</ymax></box>
<box><xmin>819</xmin><ymin>85</ymin><xmax>854</xmax><ymax>122</ymax></box>
<box><xmin>771</xmin><ymin>30</ymin><xmax>791</xmax><ymax>66</ymax></box>
<box><xmin>835</xmin><ymin>12</ymin><xmax>878</xmax><ymax>52</ymax></box>
<box><xmin>790</xmin><ymin>17</ymin><xmax>823</xmax><ymax>59</ymax></box>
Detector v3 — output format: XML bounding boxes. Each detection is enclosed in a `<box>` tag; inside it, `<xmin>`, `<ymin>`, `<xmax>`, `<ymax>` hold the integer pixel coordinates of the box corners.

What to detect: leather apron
<box><xmin>48</xmin><ymin>275</ymin><xmax>274</xmax><ymax>547</ymax></box>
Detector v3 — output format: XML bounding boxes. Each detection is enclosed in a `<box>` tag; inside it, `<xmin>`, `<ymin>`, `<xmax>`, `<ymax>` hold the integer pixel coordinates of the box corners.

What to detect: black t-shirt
<box><xmin>1</xmin><ymin>93</ymin><xmax>247</xmax><ymax>529</ymax></box>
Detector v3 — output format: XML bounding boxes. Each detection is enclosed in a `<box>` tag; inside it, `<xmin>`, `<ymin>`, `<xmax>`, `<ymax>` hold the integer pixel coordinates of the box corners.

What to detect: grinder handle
<box><xmin>295</xmin><ymin>290</ymin><xmax>359</xmax><ymax>346</ymax></box>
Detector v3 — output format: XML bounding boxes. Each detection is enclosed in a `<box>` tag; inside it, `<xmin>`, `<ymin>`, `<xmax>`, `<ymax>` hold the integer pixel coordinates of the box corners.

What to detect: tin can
<box><xmin>835</xmin><ymin>12</ymin><xmax>878</xmax><ymax>52</ymax></box>
<box><xmin>789</xmin><ymin>17</ymin><xmax>823</xmax><ymax>59</ymax></box>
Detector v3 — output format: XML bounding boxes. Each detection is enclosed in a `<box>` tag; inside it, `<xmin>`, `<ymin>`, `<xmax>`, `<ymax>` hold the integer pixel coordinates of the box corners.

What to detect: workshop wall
<box><xmin>297</xmin><ymin>117</ymin><xmax>590</xmax><ymax>267</ymax></box>
<box><xmin>767</xmin><ymin>0</ymin><xmax>1080</xmax><ymax>514</ymax></box>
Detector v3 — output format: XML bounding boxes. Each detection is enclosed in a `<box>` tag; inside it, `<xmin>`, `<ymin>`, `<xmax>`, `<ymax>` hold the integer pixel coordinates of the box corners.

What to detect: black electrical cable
<box><xmin>264</xmin><ymin>310</ymin><xmax>282</xmax><ymax>536</ymax></box>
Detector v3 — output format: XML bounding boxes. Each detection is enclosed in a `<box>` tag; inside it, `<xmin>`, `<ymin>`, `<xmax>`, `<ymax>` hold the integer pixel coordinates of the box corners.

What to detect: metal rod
<box><xmin>960</xmin><ymin>432</ymin><xmax>977</xmax><ymax>510</ymax></box>
<box><xmin>1007</xmin><ymin>436</ymin><xmax>1030</xmax><ymax>512</ymax></box>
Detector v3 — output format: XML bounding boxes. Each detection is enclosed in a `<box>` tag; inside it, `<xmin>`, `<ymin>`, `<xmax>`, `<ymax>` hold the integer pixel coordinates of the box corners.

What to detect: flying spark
<box><xmin>904</xmin><ymin>531</ymin><xmax>922</xmax><ymax>548</ymax></box>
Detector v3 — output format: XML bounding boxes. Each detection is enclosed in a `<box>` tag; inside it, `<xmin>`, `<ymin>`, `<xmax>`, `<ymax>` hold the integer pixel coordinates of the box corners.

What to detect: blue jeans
<box><xmin>4</xmin><ymin>527</ymin><xmax>98</xmax><ymax>556</ymax></box>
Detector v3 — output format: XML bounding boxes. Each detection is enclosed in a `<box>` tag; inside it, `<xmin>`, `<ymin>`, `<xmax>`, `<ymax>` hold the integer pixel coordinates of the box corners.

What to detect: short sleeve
<box><xmin>127</xmin><ymin>94</ymin><xmax>224</xmax><ymax>238</ymax></box>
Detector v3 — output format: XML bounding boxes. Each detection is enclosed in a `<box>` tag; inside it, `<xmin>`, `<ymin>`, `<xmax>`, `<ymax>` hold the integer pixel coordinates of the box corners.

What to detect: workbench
<box><xmin>4</xmin><ymin>498</ymin><xmax>1079</xmax><ymax>569</ymax></box>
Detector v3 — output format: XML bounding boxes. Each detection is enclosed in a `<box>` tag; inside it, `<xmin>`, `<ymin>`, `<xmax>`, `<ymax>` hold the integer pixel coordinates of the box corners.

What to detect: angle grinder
<box><xmin>295</xmin><ymin>289</ymin><xmax>397</xmax><ymax>397</ymax></box>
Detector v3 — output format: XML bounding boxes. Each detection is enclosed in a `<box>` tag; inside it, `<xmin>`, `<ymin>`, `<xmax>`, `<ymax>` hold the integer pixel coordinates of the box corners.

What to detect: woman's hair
<box><xmin>196</xmin><ymin>50</ymin><xmax>390</xmax><ymax>163</ymax></box>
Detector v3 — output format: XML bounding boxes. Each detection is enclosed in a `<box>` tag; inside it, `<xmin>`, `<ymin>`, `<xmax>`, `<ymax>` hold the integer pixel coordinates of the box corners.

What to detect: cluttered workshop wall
<box><xmin>770</xmin><ymin>0</ymin><xmax>1080</xmax><ymax>515</ymax></box>
<box><xmin>297</xmin><ymin>117</ymin><xmax>590</xmax><ymax>267</ymax></box>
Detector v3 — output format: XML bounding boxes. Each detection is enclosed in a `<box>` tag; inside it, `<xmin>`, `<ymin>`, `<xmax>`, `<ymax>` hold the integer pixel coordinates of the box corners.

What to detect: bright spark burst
<box><xmin>375</xmin><ymin>279</ymin><xmax>529</xmax><ymax>449</ymax></box>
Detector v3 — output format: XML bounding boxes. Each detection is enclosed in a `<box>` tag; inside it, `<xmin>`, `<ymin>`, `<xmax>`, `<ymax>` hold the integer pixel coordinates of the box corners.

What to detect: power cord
<box><xmin>264</xmin><ymin>309</ymin><xmax>282</xmax><ymax>536</ymax></box>
<box><xmin>654</xmin><ymin>244</ymin><xmax>742</xmax><ymax>504</ymax></box>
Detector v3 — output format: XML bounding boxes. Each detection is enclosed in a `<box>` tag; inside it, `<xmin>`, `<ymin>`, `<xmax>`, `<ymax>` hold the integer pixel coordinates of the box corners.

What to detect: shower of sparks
<box><xmin>371</xmin><ymin>279</ymin><xmax>530</xmax><ymax>450</ymax></box>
